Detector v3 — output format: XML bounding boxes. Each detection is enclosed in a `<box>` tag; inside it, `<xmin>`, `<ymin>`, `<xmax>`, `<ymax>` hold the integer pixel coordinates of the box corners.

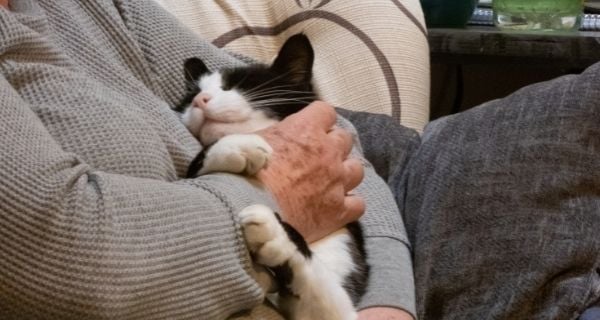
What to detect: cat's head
<box><xmin>178</xmin><ymin>34</ymin><xmax>316</xmax><ymax>145</ymax></box>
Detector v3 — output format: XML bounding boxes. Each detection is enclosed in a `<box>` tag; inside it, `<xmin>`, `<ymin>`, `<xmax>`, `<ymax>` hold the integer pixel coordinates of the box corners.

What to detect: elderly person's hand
<box><xmin>0</xmin><ymin>0</ymin><xmax>8</xmax><ymax>8</ymax></box>
<box><xmin>257</xmin><ymin>101</ymin><xmax>365</xmax><ymax>242</ymax></box>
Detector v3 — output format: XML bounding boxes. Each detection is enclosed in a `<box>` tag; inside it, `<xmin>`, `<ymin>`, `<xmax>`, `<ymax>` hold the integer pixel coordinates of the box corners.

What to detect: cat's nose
<box><xmin>192</xmin><ymin>92</ymin><xmax>212</xmax><ymax>109</ymax></box>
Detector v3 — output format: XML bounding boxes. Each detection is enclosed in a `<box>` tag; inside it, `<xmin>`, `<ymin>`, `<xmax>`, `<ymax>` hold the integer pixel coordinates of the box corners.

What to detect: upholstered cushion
<box><xmin>155</xmin><ymin>0</ymin><xmax>430</xmax><ymax>132</ymax></box>
<box><xmin>403</xmin><ymin>61</ymin><xmax>600</xmax><ymax>319</ymax></box>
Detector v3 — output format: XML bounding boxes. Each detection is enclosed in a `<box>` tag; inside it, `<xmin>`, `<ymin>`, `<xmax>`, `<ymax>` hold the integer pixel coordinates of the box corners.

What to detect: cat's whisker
<box><xmin>251</xmin><ymin>98</ymin><xmax>316</xmax><ymax>108</ymax></box>
<box><xmin>244</xmin><ymin>75</ymin><xmax>293</xmax><ymax>96</ymax></box>
<box><xmin>254</xmin><ymin>105</ymin><xmax>313</xmax><ymax>110</ymax></box>
<box><xmin>236</xmin><ymin>73</ymin><xmax>250</xmax><ymax>87</ymax></box>
<box><xmin>243</xmin><ymin>88</ymin><xmax>302</xmax><ymax>99</ymax></box>
<box><xmin>252</xmin><ymin>100</ymin><xmax>313</xmax><ymax>105</ymax></box>
<box><xmin>243</xmin><ymin>87</ymin><xmax>303</xmax><ymax>100</ymax></box>
<box><xmin>256</xmin><ymin>96</ymin><xmax>315</xmax><ymax>101</ymax></box>
<box><xmin>244</xmin><ymin>90</ymin><xmax>317</xmax><ymax>100</ymax></box>
<box><xmin>245</xmin><ymin>83</ymin><xmax>299</xmax><ymax>93</ymax></box>
<box><xmin>246</xmin><ymin>94</ymin><xmax>317</xmax><ymax>102</ymax></box>
<box><xmin>184</xmin><ymin>69</ymin><xmax>200</xmax><ymax>86</ymax></box>
<box><xmin>243</xmin><ymin>71</ymin><xmax>295</xmax><ymax>95</ymax></box>
<box><xmin>251</xmin><ymin>97</ymin><xmax>316</xmax><ymax>104</ymax></box>
<box><xmin>248</xmin><ymin>89</ymin><xmax>315</xmax><ymax>95</ymax></box>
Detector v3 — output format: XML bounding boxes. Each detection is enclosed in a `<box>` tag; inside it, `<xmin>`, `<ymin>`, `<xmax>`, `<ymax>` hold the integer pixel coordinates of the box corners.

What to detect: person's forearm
<box><xmin>0</xmin><ymin>76</ymin><xmax>270</xmax><ymax>319</ymax></box>
<box><xmin>358</xmin><ymin>237</ymin><xmax>416</xmax><ymax>318</ymax></box>
<box><xmin>337</xmin><ymin>116</ymin><xmax>417</xmax><ymax>317</ymax></box>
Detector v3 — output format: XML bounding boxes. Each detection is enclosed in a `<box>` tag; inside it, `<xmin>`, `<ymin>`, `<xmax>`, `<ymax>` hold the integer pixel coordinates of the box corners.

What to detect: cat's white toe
<box><xmin>240</xmin><ymin>204</ymin><xmax>279</xmax><ymax>252</ymax></box>
<box><xmin>239</xmin><ymin>204</ymin><xmax>296</xmax><ymax>267</ymax></box>
<box><xmin>239</xmin><ymin>135</ymin><xmax>272</xmax><ymax>175</ymax></box>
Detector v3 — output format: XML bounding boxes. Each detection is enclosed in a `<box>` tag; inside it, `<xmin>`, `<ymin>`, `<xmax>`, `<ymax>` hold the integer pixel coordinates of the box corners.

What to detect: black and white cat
<box><xmin>176</xmin><ymin>34</ymin><xmax>368</xmax><ymax>320</ymax></box>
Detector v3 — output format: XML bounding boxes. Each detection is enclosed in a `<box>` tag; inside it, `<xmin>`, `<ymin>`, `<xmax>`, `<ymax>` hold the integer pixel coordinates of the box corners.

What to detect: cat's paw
<box><xmin>239</xmin><ymin>204</ymin><xmax>296</xmax><ymax>267</ymax></box>
<box><xmin>201</xmin><ymin>134</ymin><xmax>272</xmax><ymax>175</ymax></box>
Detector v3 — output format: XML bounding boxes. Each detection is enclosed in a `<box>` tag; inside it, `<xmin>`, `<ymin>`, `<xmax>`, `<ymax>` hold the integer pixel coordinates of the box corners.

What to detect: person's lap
<box><xmin>345</xmin><ymin>61</ymin><xmax>600</xmax><ymax>319</ymax></box>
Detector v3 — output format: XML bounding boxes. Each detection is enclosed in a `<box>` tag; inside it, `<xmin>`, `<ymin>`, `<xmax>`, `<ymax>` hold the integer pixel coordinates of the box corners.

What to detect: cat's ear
<box><xmin>270</xmin><ymin>34</ymin><xmax>314</xmax><ymax>84</ymax></box>
<box><xmin>184</xmin><ymin>57</ymin><xmax>209</xmax><ymax>82</ymax></box>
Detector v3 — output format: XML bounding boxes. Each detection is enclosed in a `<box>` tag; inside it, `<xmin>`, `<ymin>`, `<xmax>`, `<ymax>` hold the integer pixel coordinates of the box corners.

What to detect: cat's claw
<box><xmin>243</xmin><ymin>144</ymin><xmax>271</xmax><ymax>175</ymax></box>
<box><xmin>239</xmin><ymin>204</ymin><xmax>296</xmax><ymax>267</ymax></box>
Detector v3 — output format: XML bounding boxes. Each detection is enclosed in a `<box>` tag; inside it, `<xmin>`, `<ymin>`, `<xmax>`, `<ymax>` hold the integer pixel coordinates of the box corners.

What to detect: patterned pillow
<box><xmin>156</xmin><ymin>0</ymin><xmax>430</xmax><ymax>131</ymax></box>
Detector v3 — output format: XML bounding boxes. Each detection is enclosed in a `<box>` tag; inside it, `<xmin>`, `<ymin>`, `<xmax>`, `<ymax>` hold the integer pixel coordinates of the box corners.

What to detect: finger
<box><xmin>327</xmin><ymin>128</ymin><xmax>353</xmax><ymax>159</ymax></box>
<box><xmin>339</xmin><ymin>195</ymin><xmax>366</xmax><ymax>224</ymax></box>
<box><xmin>289</xmin><ymin>101</ymin><xmax>336</xmax><ymax>131</ymax></box>
<box><xmin>342</xmin><ymin>158</ymin><xmax>364</xmax><ymax>191</ymax></box>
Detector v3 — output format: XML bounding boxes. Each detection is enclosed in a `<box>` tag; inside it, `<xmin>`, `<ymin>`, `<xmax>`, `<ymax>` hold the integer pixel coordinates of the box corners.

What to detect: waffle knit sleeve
<box><xmin>0</xmin><ymin>73</ymin><xmax>274</xmax><ymax>319</ymax></box>
<box><xmin>337</xmin><ymin>118</ymin><xmax>416</xmax><ymax>317</ymax></box>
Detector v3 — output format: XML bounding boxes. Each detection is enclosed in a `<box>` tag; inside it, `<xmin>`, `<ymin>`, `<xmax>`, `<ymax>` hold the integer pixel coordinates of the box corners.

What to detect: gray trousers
<box><xmin>342</xmin><ymin>60</ymin><xmax>600</xmax><ymax>320</ymax></box>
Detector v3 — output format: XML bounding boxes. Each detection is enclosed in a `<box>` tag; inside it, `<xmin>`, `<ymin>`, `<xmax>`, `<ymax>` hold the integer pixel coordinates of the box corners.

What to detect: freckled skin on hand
<box><xmin>257</xmin><ymin>103</ymin><xmax>363</xmax><ymax>242</ymax></box>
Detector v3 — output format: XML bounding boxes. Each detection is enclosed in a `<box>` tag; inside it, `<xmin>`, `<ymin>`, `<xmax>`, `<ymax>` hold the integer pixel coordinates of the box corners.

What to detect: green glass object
<box><xmin>420</xmin><ymin>0</ymin><xmax>478</xmax><ymax>28</ymax></box>
<box><xmin>493</xmin><ymin>0</ymin><xmax>584</xmax><ymax>31</ymax></box>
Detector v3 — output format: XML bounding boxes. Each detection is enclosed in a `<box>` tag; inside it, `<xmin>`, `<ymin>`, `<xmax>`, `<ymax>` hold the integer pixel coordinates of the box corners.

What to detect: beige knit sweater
<box><xmin>0</xmin><ymin>0</ymin><xmax>414</xmax><ymax>319</ymax></box>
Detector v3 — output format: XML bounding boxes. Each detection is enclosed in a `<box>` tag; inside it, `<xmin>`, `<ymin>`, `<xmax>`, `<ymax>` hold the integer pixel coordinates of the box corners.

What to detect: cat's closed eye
<box><xmin>221</xmin><ymin>71</ymin><xmax>251</xmax><ymax>92</ymax></box>
<box><xmin>221</xmin><ymin>83</ymin><xmax>233</xmax><ymax>91</ymax></box>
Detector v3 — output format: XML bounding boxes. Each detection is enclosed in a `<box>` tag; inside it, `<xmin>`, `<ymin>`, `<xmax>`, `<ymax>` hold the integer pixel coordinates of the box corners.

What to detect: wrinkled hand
<box><xmin>358</xmin><ymin>307</ymin><xmax>415</xmax><ymax>320</ymax></box>
<box><xmin>257</xmin><ymin>101</ymin><xmax>365</xmax><ymax>242</ymax></box>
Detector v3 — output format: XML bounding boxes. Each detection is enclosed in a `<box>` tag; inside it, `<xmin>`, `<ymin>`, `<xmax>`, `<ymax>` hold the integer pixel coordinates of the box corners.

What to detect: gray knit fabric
<box><xmin>403</xmin><ymin>62</ymin><xmax>600</xmax><ymax>319</ymax></box>
<box><xmin>337</xmin><ymin>109</ymin><xmax>422</xmax><ymax>201</ymax></box>
<box><xmin>0</xmin><ymin>0</ymin><xmax>414</xmax><ymax>319</ymax></box>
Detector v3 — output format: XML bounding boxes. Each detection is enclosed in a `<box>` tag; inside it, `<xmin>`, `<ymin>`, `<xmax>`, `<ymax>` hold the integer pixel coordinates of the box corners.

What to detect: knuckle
<box><xmin>329</xmin><ymin>162</ymin><xmax>345</xmax><ymax>179</ymax></box>
<box><xmin>331</xmin><ymin>195</ymin><xmax>344</xmax><ymax>208</ymax></box>
<box><xmin>315</xmin><ymin>100</ymin><xmax>335</xmax><ymax>115</ymax></box>
<box><xmin>345</xmin><ymin>159</ymin><xmax>363</xmax><ymax>177</ymax></box>
<box><xmin>355</xmin><ymin>197</ymin><xmax>366</xmax><ymax>212</ymax></box>
<box><xmin>339</xmin><ymin>128</ymin><xmax>352</xmax><ymax>140</ymax></box>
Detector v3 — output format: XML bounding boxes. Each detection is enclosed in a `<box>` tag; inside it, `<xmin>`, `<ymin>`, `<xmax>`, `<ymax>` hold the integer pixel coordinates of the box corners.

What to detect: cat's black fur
<box><xmin>176</xmin><ymin>34</ymin><xmax>317</xmax><ymax>120</ymax></box>
<box><xmin>177</xmin><ymin>34</ymin><xmax>369</xmax><ymax>307</ymax></box>
<box><xmin>185</xmin><ymin>142</ymin><xmax>211</xmax><ymax>179</ymax></box>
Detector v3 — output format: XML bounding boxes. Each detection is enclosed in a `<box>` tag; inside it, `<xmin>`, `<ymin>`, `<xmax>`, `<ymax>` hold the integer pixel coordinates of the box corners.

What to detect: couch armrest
<box><xmin>156</xmin><ymin>0</ymin><xmax>430</xmax><ymax>132</ymax></box>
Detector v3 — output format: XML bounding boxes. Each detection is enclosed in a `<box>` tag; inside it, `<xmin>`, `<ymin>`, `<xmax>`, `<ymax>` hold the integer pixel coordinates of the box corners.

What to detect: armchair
<box><xmin>155</xmin><ymin>0</ymin><xmax>430</xmax><ymax>132</ymax></box>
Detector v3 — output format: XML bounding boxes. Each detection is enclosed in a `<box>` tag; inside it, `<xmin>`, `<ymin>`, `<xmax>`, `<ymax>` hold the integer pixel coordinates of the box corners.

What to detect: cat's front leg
<box><xmin>239</xmin><ymin>205</ymin><xmax>357</xmax><ymax>320</ymax></box>
<box><xmin>193</xmin><ymin>134</ymin><xmax>272</xmax><ymax>176</ymax></box>
<box><xmin>239</xmin><ymin>204</ymin><xmax>300</xmax><ymax>268</ymax></box>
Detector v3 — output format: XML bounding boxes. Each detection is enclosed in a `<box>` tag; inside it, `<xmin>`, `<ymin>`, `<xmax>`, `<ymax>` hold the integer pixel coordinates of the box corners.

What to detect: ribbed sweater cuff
<box><xmin>358</xmin><ymin>236</ymin><xmax>416</xmax><ymax>319</ymax></box>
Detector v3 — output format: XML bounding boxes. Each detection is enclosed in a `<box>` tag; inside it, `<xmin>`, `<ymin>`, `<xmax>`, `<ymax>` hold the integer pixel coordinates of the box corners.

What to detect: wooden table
<box><xmin>429</xmin><ymin>26</ymin><xmax>600</xmax><ymax>69</ymax></box>
<box><xmin>428</xmin><ymin>26</ymin><xmax>600</xmax><ymax>118</ymax></box>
